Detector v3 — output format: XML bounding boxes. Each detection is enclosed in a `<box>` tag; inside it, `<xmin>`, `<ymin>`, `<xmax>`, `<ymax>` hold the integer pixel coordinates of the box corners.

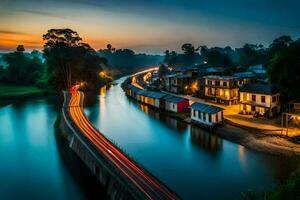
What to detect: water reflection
<box><xmin>0</xmin><ymin>97</ymin><xmax>99</xmax><ymax>200</ymax></box>
<box><xmin>84</xmin><ymin>82</ymin><xmax>300</xmax><ymax>200</ymax></box>
<box><xmin>138</xmin><ymin>103</ymin><xmax>188</xmax><ymax>132</ymax></box>
<box><xmin>190</xmin><ymin>125</ymin><xmax>223</xmax><ymax>154</ymax></box>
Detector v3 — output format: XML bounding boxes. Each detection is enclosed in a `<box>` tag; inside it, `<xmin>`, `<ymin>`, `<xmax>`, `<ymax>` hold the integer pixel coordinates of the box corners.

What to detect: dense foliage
<box><xmin>0</xmin><ymin>46</ymin><xmax>45</xmax><ymax>85</ymax></box>
<box><xmin>43</xmin><ymin>28</ymin><xmax>108</xmax><ymax>91</ymax></box>
<box><xmin>98</xmin><ymin>44</ymin><xmax>163</xmax><ymax>76</ymax></box>
<box><xmin>268</xmin><ymin>39</ymin><xmax>300</xmax><ymax>101</ymax></box>
<box><xmin>164</xmin><ymin>36</ymin><xmax>300</xmax><ymax>101</ymax></box>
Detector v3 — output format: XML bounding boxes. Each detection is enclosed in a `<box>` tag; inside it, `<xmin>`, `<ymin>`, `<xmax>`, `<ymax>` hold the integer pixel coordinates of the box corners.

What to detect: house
<box><xmin>203</xmin><ymin>75</ymin><xmax>241</xmax><ymax>105</ymax></box>
<box><xmin>162</xmin><ymin>95</ymin><xmax>190</xmax><ymax>113</ymax></box>
<box><xmin>288</xmin><ymin>98</ymin><xmax>300</xmax><ymax>113</ymax></box>
<box><xmin>165</xmin><ymin>74</ymin><xmax>193</xmax><ymax>94</ymax></box>
<box><xmin>136</xmin><ymin>90</ymin><xmax>166</xmax><ymax>108</ymax></box>
<box><xmin>248</xmin><ymin>64</ymin><xmax>268</xmax><ymax>83</ymax></box>
<box><xmin>175</xmin><ymin>66</ymin><xmax>199</xmax><ymax>76</ymax></box>
<box><xmin>286</xmin><ymin>98</ymin><xmax>300</xmax><ymax>126</ymax></box>
<box><xmin>126</xmin><ymin>85</ymin><xmax>142</xmax><ymax>99</ymax></box>
<box><xmin>239</xmin><ymin>84</ymin><xmax>280</xmax><ymax>117</ymax></box>
<box><xmin>233</xmin><ymin>72</ymin><xmax>255</xmax><ymax>84</ymax></box>
<box><xmin>190</xmin><ymin>102</ymin><xmax>224</xmax><ymax>126</ymax></box>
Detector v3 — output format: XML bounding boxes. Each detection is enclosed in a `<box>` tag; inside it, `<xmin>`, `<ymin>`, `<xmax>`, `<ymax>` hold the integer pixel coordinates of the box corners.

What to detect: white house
<box><xmin>190</xmin><ymin>102</ymin><xmax>224</xmax><ymax>126</ymax></box>
<box><xmin>239</xmin><ymin>84</ymin><xmax>280</xmax><ymax>117</ymax></box>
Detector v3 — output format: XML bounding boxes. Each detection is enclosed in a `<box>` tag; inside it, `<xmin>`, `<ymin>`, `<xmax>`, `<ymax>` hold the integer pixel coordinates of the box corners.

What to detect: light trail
<box><xmin>67</xmin><ymin>91</ymin><xmax>178</xmax><ymax>200</ymax></box>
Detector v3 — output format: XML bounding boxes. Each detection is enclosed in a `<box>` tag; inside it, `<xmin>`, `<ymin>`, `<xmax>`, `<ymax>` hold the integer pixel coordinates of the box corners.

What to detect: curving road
<box><xmin>66</xmin><ymin>90</ymin><xmax>178</xmax><ymax>200</ymax></box>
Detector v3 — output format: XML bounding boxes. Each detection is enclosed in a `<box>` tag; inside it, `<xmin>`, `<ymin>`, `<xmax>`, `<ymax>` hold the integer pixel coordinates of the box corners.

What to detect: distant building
<box><xmin>195</xmin><ymin>67</ymin><xmax>225</xmax><ymax>97</ymax></box>
<box><xmin>248</xmin><ymin>64</ymin><xmax>268</xmax><ymax>83</ymax></box>
<box><xmin>286</xmin><ymin>98</ymin><xmax>300</xmax><ymax>126</ymax></box>
<box><xmin>203</xmin><ymin>75</ymin><xmax>241</xmax><ymax>105</ymax></box>
<box><xmin>233</xmin><ymin>72</ymin><xmax>255</xmax><ymax>84</ymax></box>
<box><xmin>162</xmin><ymin>95</ymin><xmax>190</xmax><ymax>113</ymax></box>
<box><xmin>175</xmin><ymin>66</ymin><xmax>199</xmax><ymax>76</ymax></box>
<box><xmin>165</xmin><ymin>74</ymin><xmax>193</xmax><ymax>94</ymax></box>
<box><xmin>239</xmin><ymin>84</ymin><xmax>280</xmax><ymax>117</ymax></box>
<box><xmin>126</xmin><ymin>85</ymin><xmax>142</xmax><ymax>99</ymax></box>
<box><xmin>288</xmin><ymin>98</ymin><xmax>300</xmax><ymax>113</ymax></box>
<box><xmin>190</xmin><ymin>102</ymin><xmax>224</xmax><ymax>126</ymax></box>
<box><xmin>136</xmin><ymin>90</ymin><xmax>166</xmax><ymax>108</ymax></box>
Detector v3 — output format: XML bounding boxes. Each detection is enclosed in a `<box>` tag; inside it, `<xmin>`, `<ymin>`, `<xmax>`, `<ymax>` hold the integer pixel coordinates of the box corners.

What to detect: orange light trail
<box><xmin>67</xmin><ymin>91</ymin><xmax>178</xmax><ymax>200</ymax></box>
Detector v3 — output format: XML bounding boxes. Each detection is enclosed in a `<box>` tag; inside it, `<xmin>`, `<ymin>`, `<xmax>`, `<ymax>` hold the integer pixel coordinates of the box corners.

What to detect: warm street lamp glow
<box><xmin>191</xmin><ymin>82</ymin><xmax>198</xmax><ymax>90</ymax></box>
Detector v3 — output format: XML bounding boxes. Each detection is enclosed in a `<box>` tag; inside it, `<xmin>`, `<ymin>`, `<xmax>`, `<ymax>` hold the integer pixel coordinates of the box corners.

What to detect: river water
<box><xmin>84</xmin><ymin>79</ymin><xmax>298</xmax><ymax>200</ymax></box>
<box><xmin>0</xmin><ymin>79</ymin><xmax>298</xmax><ymax>200</ymax></box>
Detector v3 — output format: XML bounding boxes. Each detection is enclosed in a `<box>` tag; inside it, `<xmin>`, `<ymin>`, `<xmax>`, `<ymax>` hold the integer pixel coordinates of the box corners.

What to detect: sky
<box><xmin>0</xmin><ymin>0</ymin><xmax>300</xmax><ymax>53</ymax></box>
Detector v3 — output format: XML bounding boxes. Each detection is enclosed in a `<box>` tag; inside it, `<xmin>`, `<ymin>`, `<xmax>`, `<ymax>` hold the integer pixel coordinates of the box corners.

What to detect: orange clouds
<box><xmin>0</xmin><ymin>31</ymin><xmax>43</xmax><ymax>50</ymax></box>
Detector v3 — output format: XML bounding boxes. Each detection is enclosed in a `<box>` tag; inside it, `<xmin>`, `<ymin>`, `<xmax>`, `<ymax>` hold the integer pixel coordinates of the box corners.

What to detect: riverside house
<box><xmin>136</xmin><ymin>90</ymin><xmax>166</xmax><ymax>108</ymax></box>
<box><xmin>162</xmin><ymin>95</ymin><xmax>190</xmax><ymax>113</ymax></box>
<box><xmin>165</xmin><ymin>74</ymin><xmax>193</xmax><ymax>94</ymax></box>
<box><xmin>190</xmin><ymin>102</ymin><xmax>224</xmax><ymax>126</ymax></box>
<box><xmin>204</xmin><ymin>75</ymin><xmax>241</xmax><ymax>105</ymax></box>
<box><xmin>239</xmin><ymin>84</ymin><xmax>280</xmax><ymax>118</ymax></box>
<box><xmin>126</xmin><ymin>85</ymin><xmax>142</xmax><ymax>99</ymax></box>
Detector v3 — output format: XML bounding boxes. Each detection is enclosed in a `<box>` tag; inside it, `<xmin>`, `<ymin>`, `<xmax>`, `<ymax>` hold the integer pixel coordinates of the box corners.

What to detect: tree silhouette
<box><xmin>16</xmin><ymin>45</ymin><xmax>25</xmax><ymax>52</ymax></box>
<box><xmin>43</xmin><ymin>28</ymin><xmax>106</xmax><ymax>91</ymax></box>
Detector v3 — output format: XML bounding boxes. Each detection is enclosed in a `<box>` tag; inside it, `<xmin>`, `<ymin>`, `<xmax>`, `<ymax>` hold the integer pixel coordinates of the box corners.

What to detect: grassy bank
<box><xmin>264</xmin><ymin>169</ymin><xmax>300</xmax><ymax>200</ymax></box>
<box><xmin>0</xmin><ymin>85</ymin><xmax>55</xmax><ymax>106</ymax></box>
<box><xmin>0</xmin><ymin>85</ymin><xmax>46</xmax><ymax>98</ymax></box>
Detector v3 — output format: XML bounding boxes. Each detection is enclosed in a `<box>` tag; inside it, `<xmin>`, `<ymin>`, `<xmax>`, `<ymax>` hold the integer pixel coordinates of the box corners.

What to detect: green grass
<box><xmin>0</xmin><ymin>85</ymin><xmax>47</xmax><ymax>99</ymax></box>
<box><xmin>264</xmin><ymin>169</ymin><xmax>300</xmax><ymax>200</ymax></box>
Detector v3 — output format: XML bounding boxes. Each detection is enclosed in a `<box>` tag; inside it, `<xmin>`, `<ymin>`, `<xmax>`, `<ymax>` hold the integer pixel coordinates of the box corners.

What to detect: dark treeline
<box><xmin>0</xmin><ymin>30</ymin><xmax>299</xmax><ymax>100</ymax></box>
<box><xmin>0</xmin><ymin>45</ymin><xmax>46</xmax><ymax>85</ymax></box>
<box><xmin>164</xmin><ymin>35</ymin><xmax>300</xmax><ymax>101</ymax></box>
<box><xmin>98</xmin><ymin>44</ymin><xmax>163</xmax><ymax>77</ymax></box>
<box><xmin>0</xmin><ymin>29</ymin><xmax>112</xmax><ymax>92</ymax></box>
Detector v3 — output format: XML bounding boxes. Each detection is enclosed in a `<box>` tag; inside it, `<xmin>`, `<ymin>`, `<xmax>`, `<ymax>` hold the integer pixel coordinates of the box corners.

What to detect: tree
<box><xmin>16</xmin><ymin>45</ymin><xmax>25</xmax><ymax>52</ymax></box>
<box><xmin>2</xmin><ymin>45</ymin><xmax>45</xmax><ymax>84</ymax></box>
<box><xmin>181</xmin><ymin>43</ymin><xmax>197</xmax><ymax>55</ymax></box>
<box><xmin>158</xmin><ymin>64</ymin><xmax>169</xmax><ymax>78</ymax></box>
<box><xmin>268</xmin><ymin>40</ymin><xmax>300</xmax><ymax>101</ymax></box>
<box><xmin>205</xmin><ymin>50</ymin><xmax>233</xmax><ymax>68</ymax></box>
<box><xmin>43</xmin><ymin>28</ymin><xmax>106</xmax><ymax>91</ymax></box>
<box><xmin>237</xmin><ymin>43</ymin><xmax>267</xmax><ymax>67</ymax></box>
<box><xmin>268</xmin><ymin>35</ymin><xmax>293</xmax><ymax>58</ymax></box>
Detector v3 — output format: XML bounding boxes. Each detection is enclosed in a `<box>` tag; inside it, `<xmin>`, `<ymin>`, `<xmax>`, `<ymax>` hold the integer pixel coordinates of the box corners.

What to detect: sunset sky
<box><xmin>0</xmin><ymin>0</ymin><xmax>300</xmax><ymax>53</ymax></box>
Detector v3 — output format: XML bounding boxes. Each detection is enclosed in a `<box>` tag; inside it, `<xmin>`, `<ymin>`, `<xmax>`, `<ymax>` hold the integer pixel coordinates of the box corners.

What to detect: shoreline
<box><xmin>213</xmin><ymin>121</ymin><xmax>300</xmax><ymax>156</ymax></box>
<box><xmin>123</xmin><ymin>82</ymin><xmax>300</xmax><ymax>157</ymax></box>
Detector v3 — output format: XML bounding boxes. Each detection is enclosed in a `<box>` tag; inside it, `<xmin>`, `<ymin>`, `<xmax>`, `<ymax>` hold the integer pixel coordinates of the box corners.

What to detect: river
<box><xmin>0</xmin><ymin>79</ymin><xmax>298</xmax><ymax>200</ymax></box>
<box><xmin>85</xmin><ymin>79</ymin><xmax>298</xmax><ymax>200</ymax></box>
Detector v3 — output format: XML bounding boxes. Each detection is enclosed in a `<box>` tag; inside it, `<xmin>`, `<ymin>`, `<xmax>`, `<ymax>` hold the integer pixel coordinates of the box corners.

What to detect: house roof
<box><xmin>248</xmin><ymin>64</ymin><xmax>266</xmax><ymax>74</ymax></box>
<box><xmin>165</xmin><ymin>74</ymin><xmax>192</xmax><ymax>79</ymax></box>
<box><xmin>240</xmin><ymin>84</ymin><xmax>279</xmax><ymax>95</ymax></box>
<box><xmin>175</xmin><ymin>66</ymin><xmax>198</xmax><ymax>71</ymax></box>
<box><xmin>163</xmin><ymin>95</ymin><xmax>187</xmax><ymax>103</ymax></box>
<box><xmin>137</xmin><ymin>90</ymin><xmax>166</xmax><ymax>99</ymax></box>
<box><xmin>128</xmin><ymin>85</ymin><xmax>142</xmax><ymax>93</ymax></box>
<box><xmin>190</xmin><ymin>102</ymin><xmax>224</xmax><ymax>114</ymax></box>
<box><xmin>233</xmin><ymin>72</ymin><xmax>255</xmax><ymax>78</ymax></box>
<box><xmin>203</xmin><ymin>75</ymin><xmax>240</xmax><ymax>81</ymax></box>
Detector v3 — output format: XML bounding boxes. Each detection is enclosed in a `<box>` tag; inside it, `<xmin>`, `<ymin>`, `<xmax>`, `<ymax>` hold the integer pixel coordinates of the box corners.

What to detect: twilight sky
<box><xmin>0</xmin><ymin>0</ymin><xmax>300</xmax><ymax>53</ymax></box>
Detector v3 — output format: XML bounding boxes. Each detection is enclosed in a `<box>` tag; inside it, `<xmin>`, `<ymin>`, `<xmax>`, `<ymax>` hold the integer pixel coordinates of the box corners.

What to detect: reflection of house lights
<box><xmin>296</xmin><ymin>116</ymin><xmax>300</xmax><ymax>121</ymax></box>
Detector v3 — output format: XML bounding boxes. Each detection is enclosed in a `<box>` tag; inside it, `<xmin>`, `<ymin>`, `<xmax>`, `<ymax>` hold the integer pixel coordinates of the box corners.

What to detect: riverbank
<box><xmin>0</xmin><ymin>85</ymin><xmax>56</xmax><ymax>107</ymax></box>
<box><xmin>213</xmin><ymin>121</ymin><xmax>300</xmax><ymax>156</ymax></box>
